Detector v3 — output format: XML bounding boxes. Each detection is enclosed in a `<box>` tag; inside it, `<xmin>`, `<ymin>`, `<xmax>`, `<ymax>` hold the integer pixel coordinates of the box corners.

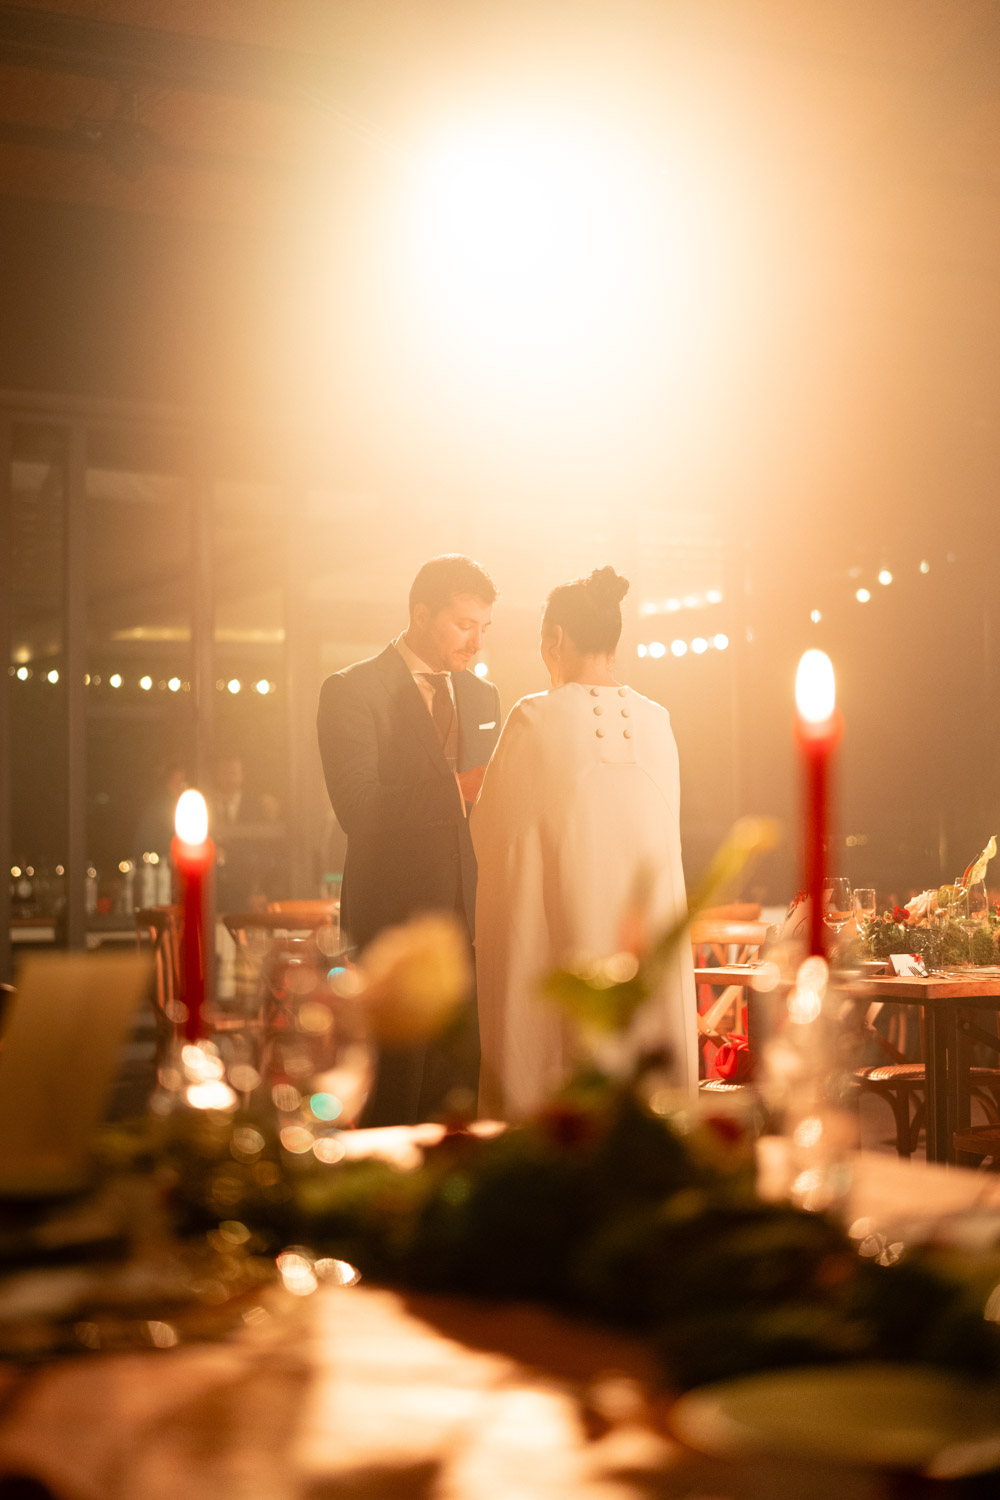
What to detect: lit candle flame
<box><xmin>174</xmin><ymin>788</ymin><xmax>209</xmax><ymax>845</ymax></box>
<box><xmin>795</xmin><ymin>649</ymin><xmax>835</xmax><ymax>726</ymax></box>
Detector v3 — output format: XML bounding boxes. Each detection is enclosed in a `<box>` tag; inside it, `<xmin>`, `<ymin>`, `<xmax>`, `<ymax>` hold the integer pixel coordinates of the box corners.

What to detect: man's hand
<box><xmin>457</xmin><ymin>765</ymin><xmax>488</xmax><ymax>805</ymax></box>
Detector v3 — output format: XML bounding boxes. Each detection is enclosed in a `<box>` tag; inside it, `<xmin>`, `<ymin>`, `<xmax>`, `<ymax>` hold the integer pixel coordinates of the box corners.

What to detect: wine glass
<box><xmin>957</xmin><ymin>879</ymin><xmax>989</xmax><ymax>961</ymax></box>
<box><xmin>821</xmin><ymin>878</ymin><xmax>853</xmax><ymax>936</ymax></box>
<box><xmin>853</xmin><ymin>887</ymin><xmax>876</xmax><ymax>934</ymax></box>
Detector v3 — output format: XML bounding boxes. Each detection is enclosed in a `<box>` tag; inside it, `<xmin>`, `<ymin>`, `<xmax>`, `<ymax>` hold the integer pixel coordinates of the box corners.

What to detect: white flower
<box><xmin>357</xmin><ymin>914</ymin><xmax>473</xmax><ymax>1045</ymax></box>
<box><xmin>904</xmin><ymin>890</ymin><xmax>934</xmax><ymax>920</ymax></box>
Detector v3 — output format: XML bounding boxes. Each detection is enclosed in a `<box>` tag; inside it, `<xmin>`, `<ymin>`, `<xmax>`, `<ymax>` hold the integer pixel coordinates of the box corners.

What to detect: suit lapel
<box><xmin>374</xmin><ymin>645</ymin><xmax>450</xmax><ymax>774</ymax></box>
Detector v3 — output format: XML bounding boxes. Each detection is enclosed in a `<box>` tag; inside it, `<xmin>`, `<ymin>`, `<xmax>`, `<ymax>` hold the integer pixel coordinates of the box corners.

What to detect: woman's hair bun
<box><xmin>585</xmin><ymin>566</ymin><xmax>629</xmax><ymax>607</ymax></box>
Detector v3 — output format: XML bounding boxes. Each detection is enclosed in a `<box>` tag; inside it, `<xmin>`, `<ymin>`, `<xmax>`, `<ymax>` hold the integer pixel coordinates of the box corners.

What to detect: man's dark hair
<box><xmin>408</xmin><ymin>554</ymin><xmax>498</xmax><ymax>615</ymax></box>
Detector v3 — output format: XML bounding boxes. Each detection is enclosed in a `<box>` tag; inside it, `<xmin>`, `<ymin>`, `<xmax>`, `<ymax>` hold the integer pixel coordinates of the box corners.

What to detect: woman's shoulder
<box><xmin>621</xmin><ymin>685</ymin><xmax>672</xmax><ymax>723</ymax></box>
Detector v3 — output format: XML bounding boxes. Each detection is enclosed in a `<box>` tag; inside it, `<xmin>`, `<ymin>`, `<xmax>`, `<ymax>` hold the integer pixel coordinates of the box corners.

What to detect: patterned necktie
<box><xmin>425</xmin><ymin>673</ymin><xmax>458</xmax><ymax>771</ymax></box>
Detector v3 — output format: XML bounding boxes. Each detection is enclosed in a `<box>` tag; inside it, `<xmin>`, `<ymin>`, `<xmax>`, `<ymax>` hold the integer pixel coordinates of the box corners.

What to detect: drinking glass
<box><xmin>957</xmin><ymin>880</ymin><xmax>989</xmax><ymax>961</ymax></box>
<box><xmin>822</xmin><ymin>878</ymin><xmax>853</xmax><ymax>936</ymax></box>
<box><xmin>853</xmin><ymin>887</ymin><xmax>876</xmax><ymax>933</ymax></box>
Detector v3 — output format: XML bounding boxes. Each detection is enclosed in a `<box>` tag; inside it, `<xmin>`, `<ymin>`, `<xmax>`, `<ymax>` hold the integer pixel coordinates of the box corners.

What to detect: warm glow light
<box><xmin>648</xmin><ymin>641</ymin><xmax>666</xmax><ymax>659</ymax></box>
<box><xmin>705</xmin><ymin>589</ymin><xmax>723</xmax><ymax>605</ymax></box>
<box><xmin>10</xmin><ymin>866</ymin><xmax>21</xmax><ymax>878</ymax></box>
<box><xmin>255</xmin><ymin>678</ymin><xmax>271</xmax><ymax>694</ymax></box>
<box><xmin>175</xmin><ymin>789</ymin><xmax>209</xmax><ymax>845</ymax></box>
<box><xmin>691</xmin><ymin>637</ymin><xmax>708</xmax><ymax>654</ymax></box>
<box><xmin>636</xmin><ymin>644</ymin><xmax>647</xmax><ymax>658</ymax></box>
<box><xmin>919</xmin><ymin>560</ymin><xmax>930</xmax><ymax>574</ymax></box>
<box><xmin>46</xmin><ymin>669</ymin><xmax>59</xmax><ymax>683</ymax></box>
<box><xmin>670</xmin><ymin>640</ymin><xmax>687</xmax><ymax>657</ymax></box>
<box><xmin>168</xmin><ymin>676</ymin><xmax>181</xmax><ymax>692</ymax></box>
<box><xmin>683</xmin><ymin>594</ymin><xmax>700</xmax><ymax>609</ymax></box>
<box><xmin>139</xmin><ymin>675</ymin><xmax>153</xmax><ymax>691</ymax></box>
<box><xmin>877</xmin><ymin>569</ymin><xmax>892</xmax><ymax>586</ymax></box>
<box><xmin>412</xmin><ymin>117</ymin><xmax>645</xmax><ymax>351</ymax></box>
<box><xmin>855</xmin><ymin>588</ymin><xmax>871</xmax><ymax>603</ymax></box>
<box><xmin>109</xmin><ymin>673</ymin><xmax>122</xmax><ymax>688</ymax></box>
<box><xmin>713</xmin><ymin>634</ymin><xmax>729</xmax><ymax>650</ymax></box>
<box><xmin>665</xmin><ymin>599</ymin><xmax>681</xmax><ymax>612</ymax></box>
<box><xmin>227</xmin><ymin>678</ymin><xmax>241</xmax><ymax>694</ymax></box>
<box><xmin>810</xmin><ymin>609</ymin><xmax>822</xmax><ymax>624</ymax></box>
<box><xmin>15</xmin><ymin>666</ymin><xmax>29</xmax><ymax>681</ymax></box>
<box><xmin>473</xmin><ymin>662</ymin><xmax>488</xmax><ymax>678</ymax></box>
<box><xmin>795</xmin><ymin>650</ymin><xmax>836</xmax><ymax>725</ymax></box>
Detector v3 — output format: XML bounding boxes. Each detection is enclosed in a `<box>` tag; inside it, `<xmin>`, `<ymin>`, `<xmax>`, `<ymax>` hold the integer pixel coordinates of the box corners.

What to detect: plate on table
<box><xmin>669</xmin><ymin>1363</ymin><xmax>1000</xmax><ymax>1477</ymax></box>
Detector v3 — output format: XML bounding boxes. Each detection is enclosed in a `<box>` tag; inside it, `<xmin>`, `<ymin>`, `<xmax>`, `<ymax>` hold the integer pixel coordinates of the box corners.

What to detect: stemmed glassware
<box><xmin>957</xmin><ymin>880</ymin><xmax>989</xmax><ymax>961</ymax></box>
<box><xmin>853</xmin><ymin>887</ymin><xmax>876</xmax><ymax>935</ymax></box>
<box><xmin>821</xmin><ymin>878</ymin><xmax>853</xmax><ymax>937</ymax></box>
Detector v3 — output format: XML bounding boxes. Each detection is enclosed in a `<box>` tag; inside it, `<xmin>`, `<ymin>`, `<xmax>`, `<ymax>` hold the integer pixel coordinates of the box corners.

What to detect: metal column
<box><xmin>64</xmin><ymin>422</ymin><xmax>87</xmax><ymax>950</ymax></box>
<box><xmin>190</xmin><ymin>465</ymin><xmax>215</xmax><ymax>793</ymax></box>
<box><xmin>284</xmin><ymin>482</ymin><xmax>314</xmax><ymax>898</ymax></box>
<box><xmin>0</xmin><ymin>418</ymin><xmax>12</xmax><ymax>982</ymax></box>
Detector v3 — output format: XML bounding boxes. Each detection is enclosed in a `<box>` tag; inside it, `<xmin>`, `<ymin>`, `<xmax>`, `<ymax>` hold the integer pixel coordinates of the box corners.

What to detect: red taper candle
<box><xmin>171</xmin><ymin>789</ymin><xmax>214</xmax><ymax>1041</ymax></box>
<box><xmin>794</xmin><ymin>650</ymin><xmax>843</xmax><ymax>957</ymax></box>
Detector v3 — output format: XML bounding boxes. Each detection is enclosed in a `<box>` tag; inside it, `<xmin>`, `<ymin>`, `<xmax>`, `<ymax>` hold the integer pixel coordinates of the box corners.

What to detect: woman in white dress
<box><xmin>471</xmin><ymin>567</ymin><xmax>698</xmax><ymax>1120</ymax></box>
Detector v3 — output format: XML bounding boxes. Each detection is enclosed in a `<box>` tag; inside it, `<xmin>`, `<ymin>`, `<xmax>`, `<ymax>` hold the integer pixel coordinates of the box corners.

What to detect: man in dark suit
<box><xmin>317</xmin><ymin>554</ymin><xmax>501</xmax><ymax>1124</ymax></box>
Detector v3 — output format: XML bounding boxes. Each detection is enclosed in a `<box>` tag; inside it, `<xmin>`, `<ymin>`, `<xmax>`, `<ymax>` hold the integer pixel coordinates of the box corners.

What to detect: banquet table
<box><xmin>854</xmin><ymin>973</ymin><xmax>1000</xmax><ymax>1165</ymax></box>
<box><xmin>1</xmin><ymin>1141</ymin><xmax>998</xmax><ymax>1500</ymax></box>
<box><xmin>696</xmin><ymin>965</ymin><xmax>1000</xmax><ymax>1167</ymax></box>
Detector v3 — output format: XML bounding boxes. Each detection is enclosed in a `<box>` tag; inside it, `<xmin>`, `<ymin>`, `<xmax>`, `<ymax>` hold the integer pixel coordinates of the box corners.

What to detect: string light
<box><xmin>168</xmin><ymin>677</ymin><xmax>181</xmax><ymax>692</ymax></box>
<box><xmin>878</xmin><ymin>569</ymin><xmax>893</xmax><ymax>586</ymax></box>
<box><xmin>810</xmin><ymin>609</ymin><xmax>822</xmax><ymax>624</ymax></box>
<box><xmin>691</xmin><ymin>637</ymin><xmax>708</xmax><ymax>654</ymax></box>
<box><xmin>109</xmin><ymin>674</ymin><xmax>122</xmax><ymax>688</ymax></box>
<box><xmin>16</xmin><ymin>666</ymin><xmax>29</xmax><ymax>681</ymax></box>
<box><xmin>855</xmin><ymin>589</ymin><xmax>871</xmax><ymax>604</ymax></box>
<box><xmin>227</xmin><ymin>679</ymin><xmax>241</xmax><ymax>694</ymax></box>
<box><xmin>670</xmin><ymin>640</ymin><xmax>687</xmax><ymax>658</ymax></box>
<box><xmin>46</xmin><ymin>670</ymin><xmax>59</xmax><ymax>683</ymax></box>
<box><xmin>139</xmin><ymin>675</ymin><xmax>153</xmax><ymax>690</ymax></box>
<box><xmin>919</xmin><ymin>560</ymin><xmax>930</xmax><ymax>574</ymax></box>
<box><xmin>473</xmin><ymin>663</ymin><xmax>488</xmax><ymax>678</ymax></box>
<box><xmin>648</xmin><ymin>641</ymin><xmax>666</xmax><ymax>659</ymax></box>
<box><xmin>255</xmin><ymin>678</ymin><xmax>271</xmax><ymax>694</ymax></box>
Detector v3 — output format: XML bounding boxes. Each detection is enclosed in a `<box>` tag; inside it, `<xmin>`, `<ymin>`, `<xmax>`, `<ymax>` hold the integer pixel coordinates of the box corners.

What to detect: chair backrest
<box><xmin>266</xmin><ymin>900</ymin><xmax>339</xmax><ymax>921</ymax></box>
<box><xmin>691</xmin><ymin>919</ymin><xmax>770</xmax><ymax>968</ymax></box>
<box><xmin>691</xmin><ymin>919</ymin><xmax>770</xmax><ymax>1072</ymax></box>
<box><xmin>698</xmin><ymin>902</ymin><xmax>763</xmax><ymax>923</ymax></box>
<box><xmin>135</xmin><ymin>904</ymin><xmax>183</xmax><ymax>1031</ymax></box>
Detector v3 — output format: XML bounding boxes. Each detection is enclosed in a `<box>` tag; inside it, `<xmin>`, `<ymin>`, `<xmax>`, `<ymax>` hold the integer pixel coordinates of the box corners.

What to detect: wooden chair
<box><xmin>853</xmin><ymin>1006</ymin><xmax>1000</xmax><ymax>1158</ymax></box>
<box><xmin>692</xmin><ymin>919</ymin><xmax>770</xmax><ymax>1097</ymax></box>
<box><xmin>953</xmin><ymin>1123</ymin><xmax>1000</xmax><ymax>1168</ymax></box>
<box><xmin>135</xmin><ymin>904</ymin><xmax>184</xmax><ymax>1041</ymax></box>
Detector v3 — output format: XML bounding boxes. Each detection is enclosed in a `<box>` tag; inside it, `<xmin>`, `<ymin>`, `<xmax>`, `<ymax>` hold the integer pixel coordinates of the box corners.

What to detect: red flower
<box><xmin>893</xmin><ymin>905</ymin><xmax>909</xmax><ymax>923</ymax></box>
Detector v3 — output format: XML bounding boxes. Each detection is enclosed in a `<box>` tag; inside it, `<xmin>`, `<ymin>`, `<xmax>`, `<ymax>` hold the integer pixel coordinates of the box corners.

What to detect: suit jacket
<box><xmin>317</xmin><ymin>645</ymin><xmax>501</xmax><ymax>953</ymax></box>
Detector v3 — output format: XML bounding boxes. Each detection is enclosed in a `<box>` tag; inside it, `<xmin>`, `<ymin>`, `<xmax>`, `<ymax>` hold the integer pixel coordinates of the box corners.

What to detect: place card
<box><xmin>889</xmin><ymin>953</ymin><xmax>928</xmax><ymax>977</ymax></box>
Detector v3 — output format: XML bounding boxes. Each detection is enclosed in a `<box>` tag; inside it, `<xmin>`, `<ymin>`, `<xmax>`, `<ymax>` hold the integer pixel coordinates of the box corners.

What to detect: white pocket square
<box><xmin>479</xmin><ymin>721</ymin><xmax>496</xmax><ymax>730</ymax></box>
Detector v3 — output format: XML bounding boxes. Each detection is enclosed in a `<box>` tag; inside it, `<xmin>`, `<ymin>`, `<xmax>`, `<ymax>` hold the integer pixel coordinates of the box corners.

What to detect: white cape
<box><xmin>471</xmin><ymin>682</ymin><xmax>698</xmax><ymax>1120</ymax></box>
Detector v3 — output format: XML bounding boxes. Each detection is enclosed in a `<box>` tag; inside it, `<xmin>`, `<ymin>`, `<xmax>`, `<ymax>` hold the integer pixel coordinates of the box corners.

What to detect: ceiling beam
<box><xmin>0</xmin><ymin>4</ymin><xmax>319</xmax><ymax>101</ymax></box>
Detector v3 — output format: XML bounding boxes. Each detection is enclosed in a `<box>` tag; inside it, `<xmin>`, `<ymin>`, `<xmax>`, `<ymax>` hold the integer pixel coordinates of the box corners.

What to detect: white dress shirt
<box><xmin>393</xmin><ymin>635</ymin><xmax>465</xmax><ymax>812</ymax></box>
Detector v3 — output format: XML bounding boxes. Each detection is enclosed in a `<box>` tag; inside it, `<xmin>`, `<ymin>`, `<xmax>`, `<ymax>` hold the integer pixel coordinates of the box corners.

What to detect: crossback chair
<box><xmin>691</xmin><ymin>918</ymin><xmax>770</xmax><ymax>1099</ymax></box>
<box><xmin>854</xmin><ymin>1002</ymin><xmax>1000</xmax><ymax>1158</ymax></box>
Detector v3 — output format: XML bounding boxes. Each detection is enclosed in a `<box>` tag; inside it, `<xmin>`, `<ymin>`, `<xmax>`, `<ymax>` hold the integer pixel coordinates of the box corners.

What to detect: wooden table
<box><xmin>854</xmin><ymin>973</ymin><xmax>1000</xmax><ymax>1165</ymax></box>
<box><xmin>1</xmin><ymin>1142</ymin><xmax>997</xmax><ymax>1500</ymax></box>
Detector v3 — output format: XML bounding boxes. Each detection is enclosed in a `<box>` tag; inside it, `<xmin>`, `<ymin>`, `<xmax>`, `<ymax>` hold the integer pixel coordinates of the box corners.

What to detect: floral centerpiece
<box><xmin>124</xmin><ymin>819</ymin><xmax>1000</xmax><ymax>1395</ymax></box>
<box><xmin>861</xmin><ymin>836</ymin><xmax>999</xmax><ymax>968</ymax></box>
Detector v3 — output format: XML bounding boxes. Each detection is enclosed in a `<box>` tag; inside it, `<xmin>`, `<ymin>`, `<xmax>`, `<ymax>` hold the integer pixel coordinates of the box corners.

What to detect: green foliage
<box><xmin>279</xmin><ymin>1081</ymin><xmax>1000</xmax><ymax>1392</ymax></box>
